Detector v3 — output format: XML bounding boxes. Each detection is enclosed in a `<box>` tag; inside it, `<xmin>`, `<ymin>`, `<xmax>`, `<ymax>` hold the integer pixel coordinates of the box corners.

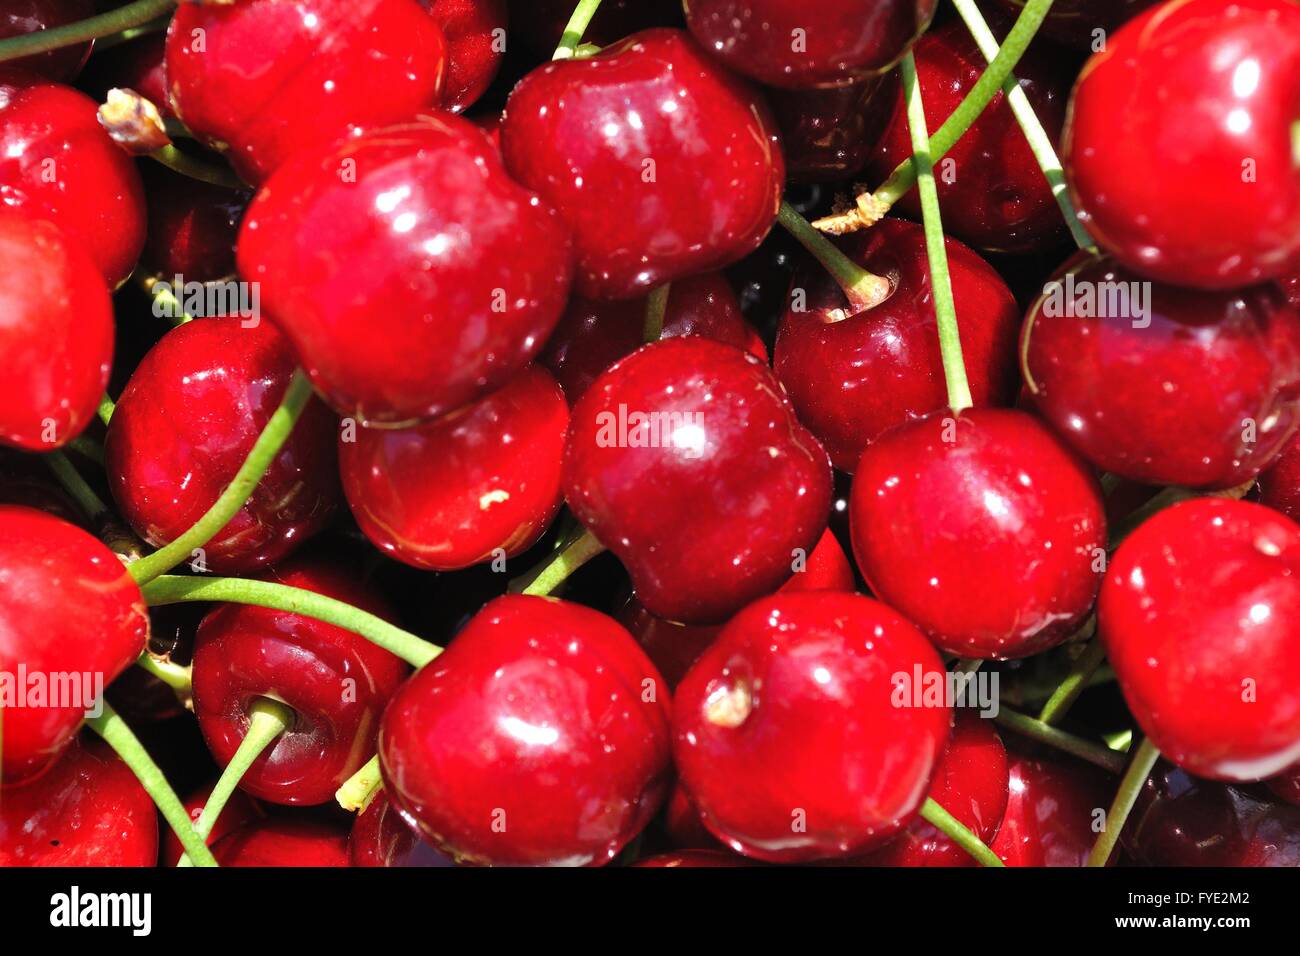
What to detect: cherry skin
<box><xmin>990</xmin><ymin>744</ymin><xmax>1115</xmax><ymax>866</ymax></box>
<box><xmin>424</xmin><ymin>0</ymin><xmax>507</xmax><ymax>113</ymax></box>
<box><xmin>0</xmin><ymin>735</ymin><xmax>158</xmax><ymax>866</ymax></box>
<box><xmin>0</xmin><ymin>68</ymin><xmax>146</xmax><ymax>287</ymax></box>
<box><xmin>379</xmin><ymin>594</ymin><xmax>673</xmax><ymax>866</ymax></box>
<box><xmin>1023</xmin><ymin>253</ymin><xmax>1300</xmax><ymax>489</ymax></box>
<box><xmin>1100</xmin><ymin>498</ymin><xmax>1300</xmax><ymax>781</ymax></box>
<box><xmin>105</xmin><ymin>317</ymin><xmax>342</xmax><ymax>575</ymax></box>
<box><xmin>166</xmin><ymin>0</ymin><xmax>448</xmax><ymax>185</ymax></box>
<box><xmin>631</xmin><ymin>850</ymin><xmax>751</xmax><ymax>867</ymax></box>
<box><xmin>212</xmin><ymin>818</ymin><xmax>351</xmax><ymax>867</ymax></box>
<box><xmin>349</xmin><ymin>789</ymin><xmax>456</xmax><ymax>867</ymax></box>
<box><xmin>563</xmin><ymin>337</ymin><xmax>833</xmax><ymax>625</ymax></box>
<box><xmin>140</xmin><ymin>162</ymin><xmax>249</xmax><ymax>283</ymax></box>
<box><xmin>0</xmin><ymin>211</ymin><xmax>113</xmax><ymax>451</ymax></box>
<box><xmin>500</xmin><ymin>28</ymin><xmax>784</xmax><ymax>301</ymax></box>
<box><xmin>767</xmin><ymin>78</ymin><xmax>893</xmax><ymax>184</ymax></box>
<box><xmin>191</xmin><ymin>556</ymin><xmax>410</xmax><ymax>806</ymax></box>
<box><xmin>160</xmin><ymin>780</ymin><xmax>265</xmax><ymax>866</ymax></box>
<box><xmin>0</xmin><ymin>0</ymin><xmax>94</xmax><ymax>81</ymax></box>
<box><xmin>238</xmin><ymin>111</ymin><xmax>574</xmax><ymax>427</ymax></box>
<box><xmin>508</xmin><ymin>0</ymin><xmax>682</xmax><ymax>53</ymax></box>
<box><xmin>851</xmin><ymin>408</ymin><xmax>1106</xmax><ymax>660</ymax></box>
<box><xmin>1063</xmin><ymin>0</ymin><xmax>1300</xmax><ymax>288</ymax></box>
<box><xmin>774</xmin><ymin>217</ymin><xmax>1020</xmax><ymax>472</ymax></box>
<box><xmin>1256</xmin><ymin>430</ymin><xmax>1300</xmax><ymax>523</ymax></box>
<box><xmin>338</xmin><ymin>365</ymin><xmax>569</xmax><ymax>571</ymax></box>
<box><xmin>673</xmin><ymin>591</ymin><xmax>951</xmax><ymax>863</ymax></box>
<box><xmin>684</xmin><ymin>0</ymin><xmax>936</xmax><ymax>89</ymax></box>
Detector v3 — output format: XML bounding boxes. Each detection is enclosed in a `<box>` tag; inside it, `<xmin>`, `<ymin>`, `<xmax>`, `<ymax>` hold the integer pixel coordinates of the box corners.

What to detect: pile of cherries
<box><xmin>1</xmin><ymin>0</ymin><xmax>1299</xmax><ymax>869</ymax></box>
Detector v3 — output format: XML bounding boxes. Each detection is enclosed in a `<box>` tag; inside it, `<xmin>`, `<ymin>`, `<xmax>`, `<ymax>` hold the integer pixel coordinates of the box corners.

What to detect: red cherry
<box><xmin>212</xmin><ymin>817</ymin><xmax>351</xmax><ymax>867</ymax></box>
<box><xmin>140</xmin><ymin>162</ymin><xmax>248</xmax><ymax>282</ymax></box>
<box><xmin>0</xmin><ymin>0</ymin><xmax>94</xmax><ymax>80</ymax></box>
<box><xmin>0</xmin><ymin>507</ymin><xmax>149</xmax><ymax>782</ymax></box>
<box><xmin>0</xmin><ymin>68</ymin><xmax>146</xmax><ymax>287</ymax></box>
<box><xmin>238</xmin><ymin>111</ymin><xmax>574</xmax><ymax>426</ymax></box>
<box><xmin>662</xmin><ymin>781</ymin><xmax>728</xmax><ymax>851</ymax></box>
<box><xmin>500</xmin><ymin>28</ymin><xmax>784</xmax><ymax>301</ymax></box>
<box><xmin>349</xmin><ymin>789</ymin><xmax>456</xmax><ymax>867</ymax></box>
<box><xmin>673</xmin><ymin>591</ymin><xmax>951</xmax><ymax>862</ymax></box>
<box><xmin>563</xmin><ymin>337</ymin><xmax>833</xmax><ymax>624</ymax></box>
<box><xmin>106</xmin><ymin>317</ymin><xmax>342</xmax><ymax>575</ymax></box>
<box><xmin>424</xmin><ymin>0</ymin><xmax>507</xmax><ymax>113</ymax></box>
<box><xmin>1256</xmin><ymin>432</ymin><xmax>1300</xmax><ymax>522</ymax></box>
<box><xmin>767</xmin><ymin>78</ymin><xmax>893</xmax><ymax>184</ymax></box>
<box><xmin>991</xmin><ymin>744</ymin><xmax>1114</xmax><ymax>866</ymax></box>
<box><xmin>1063</xmin><ymin>0</ymin><xmax>1300</xmax><ymax>288</ymax></box>
<box><xmin>631</xmin><ymin>850</ymin><xmax>751</xmax><ymax>867</ymax></box>
<box><xmin>617</xmin><ymin>598</ymin><xmax>722</xmax><ymax>692</ymax></box>
<box><xmin>191</xmin><ymin>557</ymin><xmax>410</xmax><ymax>805</ymax></box>
<box><xmin>166</xmin><ymin>0</ymin><xmax>448</xmax><ymax>185</ymax></box>
<box><xmin>160</xmin><ymin>779</ymin><xmax>266</xmax><ymax>866</ymax></box>
<box><xmin>684</xmin><ymin>0</ymin><xmax>936</xmax><ymax>88</ymax></box>
<box><xmin>991</xmin><ymin>0</ymin><xmax>1157</xmax><ymax>51</ymax></box>
<box><xmin>0</xmin><ymin>211</ymin><xmax>113</xmax><ymax>451</ymax></box>
<box><xmin>379</xmin><ymin>595</ymin><xmax>672</xmax><ymax>866</ymax></box>
<box><xmin>851</xmin><ymin>408</ymin><xmax>1106</xmax><ymax>660</ymax></box>
<box><xmin>508</xmin><ymin>0</ymin><xmax>682</xmax><ymax>53</ymax></box>
<box><xmin>1023</xmin><ymin>254</ymin><xmax>1300</xmax><ymax>489</ymax></box>
<box><xmin>774</xmin><ymin>217</ymin><xmax>1020</xmax><ymax>472</ymax></box>
<box><xmin>339</xmin><ymin>365</ymin><xmax>568</xmax><ymax>571</ymax></box>
<box><xmin>1100</xmin><ymin>498</ymin><xmax>1300</xmax><ymax>781</ymax></box>
<box><xmin>1267</xmin><ymin>764</ymin><xmax>1300</xmax><ymax>807</ymax></box>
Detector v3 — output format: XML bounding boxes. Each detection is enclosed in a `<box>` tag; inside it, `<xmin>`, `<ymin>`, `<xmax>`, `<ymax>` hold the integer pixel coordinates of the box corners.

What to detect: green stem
<box><xmin>776</xmin><ymin>201</ymin><xmax>891</xmax><ymax>314</ymax></box>
<box><xmin>0</xmin><ymin>0</ymin><xmax>176</xmax><ymax>63</ymax></box>
<box><xmin>1103</xmin><ymin>728</ymin><xmax>1134</xmax><ymax>753</ymax></box>
<box><xmin>643</xmin><ymin>283</ymin><xmax>671</xmax><ymax>343</ymax></box>
<box><xmin>1037</xmin><ymin>637</ymin><xmax>1107</xmax><ymax>725</ymax></box>
<box><xmin>1086</xmin><ymin>737</ymin><xmax>1160</xmax><ymax>867</ymax></box>
<box><xmin>553</xmin><ymin>0</ymin><xmax>605</xmax><ymax>60</ymax></box>
<box><xmin>97</xmin><ymin>394</ymin><xmax>116</xmax><ymax>427</ymax></box>
<box><xmin>85</xmin><ymin>702</ymin><xmax>219</xmax><ymax>868</ymax></box>
<box><xmin>145</xmin><ymin>278</ymin><xmax>193</xmax><ymax>326</ymax></box>
<box><xmin>148</xmin><ymin>144</ymin><xmax>244</xmax><ymax>190</ymax></box>
<box><xmin>43</xmin><ymin>451</ymin><xmax>111</xmax><ymax>524</ymax></box>
<box><xmin>336</xmin><ymin>754</ymin><xmax>383</xmax><ymax>812</ymax></box>
<box><xmin>66</xmin><ymin>434</ymin><xmax>105</xmax><ymax>465</ymax></box>
<box><xmin>994</xmin><ymin>707</ymin><xmax>1127</xmax><ymax>774</ymax></box>
<box><xmin>515</xmin><ymin>528</ymin><xmax>607</xmax><ymax>596</ymax></box>
<box><xmin>92</xmin><ymin>15</ymin><xmax>172</xmax><ymax>51</ymax></box>
<box><xmin>920</xmin><ymin>797</ymin><xmax>1005</xmax><ymax>867</ymax></box>
<box><xmin>135</xmin><ymin>652</ymin><xmax>192</xmax><ymax>694</ymax></box>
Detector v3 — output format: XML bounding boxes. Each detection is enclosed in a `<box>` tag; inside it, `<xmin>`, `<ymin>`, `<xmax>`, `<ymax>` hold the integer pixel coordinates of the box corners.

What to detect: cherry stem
<box><xmin>143</xmin><ymin>276</ymin><xmax>194</xmax><ymax>326</ymax></box>
<box><xmin>1037</xmin><ymin>636</ymin><xmax>1107</xmax><ymax>726</ymax></box>
<box><xmin>140</xmin><ymin>574</ymin><xmax>442</xmax><ymax>669</ymax></box>
<box><xmin>1103</xmin><ymin>728</ymin><xmax>1133</xmax><ymax>753</ymax></box>
<box><xmin>553</xmin><ymin>0</ymin><xmax>605</xmax><ymax>60</ymax></box>
<box><xmin>178</xmin><ymin>697</ymin><xmax>293</xmax><ymax>867</ymax></box>
<box><xmin>994</xmin><ymin>707</ymin><xmax>1128</xmax><ymax>774</ymax></box>
<box><xmin>43</xmin><ymin>451</ymin><xmax>111</xmax><ymax>524</ymax></box>
<box><xmin>85</xmin><ymin>700</ymin><xmax>219</xmax><ymax>868</ymax></box>
<box><xmin>919</xmin><ymin>797</ymin><xmax>1005</xmax><ymax>867</ymax></box>
<box><xmin>66</xmin><ymin>434</ymin><xmax>104</xmax><ymax>465</ymax></box>
<box><xmin>0</xmin><ymin>0</ymin><xmax>176</xmax><ymax>63</ymax></box>
<box><xmin>128</xmin><ymin>370</ymin><xmax>315</xmax><ymax>585</ymax></box>
<box><xmin>97</xmin><ymin>393</ymin><xmax>116</xmax><ymax>427</ymax></box>
<box><xmin>336</xmin><ymin>754</ymin><xmax>383</xmax><ymax>812</ymax></box>
<box><xmin>135</xmin><ymin>651</ymin><xmax>192</xmax><ymax>696</ymax></box>
<box><xmin>516</xmin><ymin>527</ymin><xmax>607</xmax><ymax>596</ymax></box>
<box><xmin>91</xmin><ymin>15</ymin><xmax>171</xmax><ymax>52</ymax></box>
<box><xmin>643</xmin><ymin>283</ymin><xmax>671</xmax><ymax>343</ymax></box>
<box><xmin>775</xmin><ymin>201</ymin><xmax>891</xmax><ymax>313</ymax></box>
<box><xmin>148</xmin><ymin>144</ymin><xmax>244</xmax><ymax>190</ymax></box>
<box><xmin>900</xmin><ymin>51</ymin><xmax>973</xmax><ymax>413</ymax></box>
<box><xmin>1086</xmin><ymin>736</ymin><xmax>1160</xmax><ymax>867</ymax></box>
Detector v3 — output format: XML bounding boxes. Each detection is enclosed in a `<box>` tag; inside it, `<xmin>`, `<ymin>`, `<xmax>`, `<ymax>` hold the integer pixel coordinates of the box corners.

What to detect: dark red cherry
<box><xmin>140</xmin><ymin>162</ymin><xmax>248</xmax><ymax>282</ymax></box>
<box><xmin>1063</xmin><ymin>0</ymin><xmax>1300</xmax><ymax>288</ymax></box>
<box><xmin>774</xmin><ymin>217</ymin><xmax>1020</xmax><ymax>472</ymax></box>
<box><xmin>500</xmin><ymin>28</ymin><xmax>784</xmax><ymax>301</ymax></box>
<box><xmin>1257</xmin><ymin>428</ymin><xmax>1300</xmax><ymax>523</ymax></box>
<box><xmin>212</xmin><ymin>818</ymin><xmax>351</xmax><ymax>867</ymax></box>
<box><xmin>192</xmin><ymin>557</ymin><xmax>410</xmax><ymax>806</ymax></box>
<box><xmin>0</xmin><ymin>68</ymin><xmax>146</xmax><ymax>287</ymax></box>
<box><xmin>424</xmin><ymin>0</ymin><xmax>506</xmax><ymax>113</ymax></box>
<box><xmin>851</xmin><ymin>408</ymin><xmax>1106</xmax><ymax>660</ymax></box>
<box><xmin>0</xmin><ymin>735</ymin><xmax>157</xmax><ymax>866</ymax></box>
<box><xmin>1267</xmin><ymin>764</ymin><xmax>1300</xmax><ymax>807</ymax></box>
<box><xmin>631</xmin><ymin>850</ymin><xmax>750</xmax><ymax>867</ymax></box>
<box><xmin>349</xmin><ymin>789</ymin><xmax>456</xmax><ymax>867</ymax></box>
<box><xmin>160</xmin><ymin>780</ymin><xmax>266</xmax><ymax>866</ymax></box>
<box><xmin>167</xmin><ymin>0</ymin><xmax>448</xmax><ymax>185</ymax></box>
<box><xmin>508</xmin><ymin>0</ymin><xmax>682</xmax><ymax>52</ymax></box>
<box><xmin>0</xmin><ymin>0</ymin><xmax>94</xmax><ymax>80</ymax></box>
<box><xmin>0</xmin><ymin>211</ymin><xmax>112</xmax><ymax>452</ymax></box>
<box><xmin>1023</xmin><ymin>254</ymin><xmax>1300</xmax><ymax>489</ymax></box>
<box><xmin>684</xmin><ymin>0</ymin><xmax>936</xmax><ymax>88</ymax></box>
<box><xmin>1100</xmin><ymin>498</ymin><xmax>1300</xmax><ymax>781</ymax></box>
<box><xmin>674</xmin><ymin>591</ymin><xmax>951</xmax><ymax>862</ymax></box>
<box><xmin>991</xmin><ymin>744</ymin><xmax>1114</xmax><ymax>866</ymax></box>
<box><xmin>239</xmin><ymin>111</ymin><xmax>573</xmax><ymax>426</ymax></box>
<box><xmin>563</xmin><ymin>337</ymin><xmax>833</xmax><ymax>624</ymax></box>
<box><xmin>339</xmin><ymin>365</ymin><xmax>568</xmax><ymax>571</ymax></box>
<box><xmin>379</xmin><ymin>595</ymin><xmax>672</xmax><ymax>866</ymax></box>
<box><xmin>767</xmin><ymin>78</ymin><xmax>893</xmax><ymax>184</ymax></box>
<box><xmin>106</xmin><ymin>317</ymin><xmax>342</xmax><ymax>575</ymax></box>
<box><xmin>617</xmin><ymin>598</ymin><xmax>722</xmax><ymax>692</ymax></box>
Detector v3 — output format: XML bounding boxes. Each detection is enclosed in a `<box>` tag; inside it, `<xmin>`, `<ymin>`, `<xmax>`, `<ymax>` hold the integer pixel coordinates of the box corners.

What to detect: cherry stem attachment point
<box><xmin>1086</xmin><ymin>736</ymin><xmax>1160</xmax><ymax>867</ymax></box>
<box><xmin>920</xmin><ymin>797</ymin><xmax>1005</xmax><ymax>867</ymax></box>
<box><xmin>994</xmin><ymin>707</ymin><xmax>1128</xmax><ymax>774</ymax></box>
<box><xmin>0</xmin><ymin>0</ymin><xmax>176</xmax><ymax>63</ymax></box>
<box><xmin>515</xmin><ymin>528</ymin><xmax>607</xmax><ymax>596</ymax></box>
<box><xmin>553</xmin><ymin>0</ymin><xmax>605</xmax><ymax>60</ymax></box>
<box><xmin>776</xmin><ymin>200</ymin><xmax>891</xmax><ymax>315</ymax></box>
<box><xmin>1037</xmin><ymin>636</ymin><xmax>1107</xmax><ymax>726</ymax></box>
<box><xmin>336</xmin><ymin>754</ymin><xmax>383</xmax><ymax>813</ymax></box>
<box><xmin>643</xmin><ymin>283</ymin><xmax>671</xmax><ymax>343</ymax></box>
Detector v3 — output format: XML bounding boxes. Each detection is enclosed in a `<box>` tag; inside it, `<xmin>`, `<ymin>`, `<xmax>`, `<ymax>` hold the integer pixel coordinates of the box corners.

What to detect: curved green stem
<box><xmin>515</xmin><ymin>528</ymin><xmax>607</xmax><ymax>596</ymax></box>
<box><xmin>643</xmin><ymin>283</ymin><xmax>671</xmax><ymax>343</ymax></box>
<box><xmin>44</xmin><ymin>451</ymin><xmax>111</xmax><ymax>524</ymax></box>
<box><xmin>66</xmin><ymin>434</ymin><xmax>105</xmax><ymax>465</ymax></box>
<box><xmin>0</xmin><ymin>0</ymin><xmax>176</xmax><ymax>63</ymax></box>
<box><xmin>776</xmin><ymin>201</ymin><xmax>891</xmax><ymax>314</ymax></box>
<box><xmin>1037</xmin><ymin>637</ymin><xmax>1107</xmax><ymax>726</ymax></box>
<box><xmin>97</xmin><ymin>394</ymin><xmax>116</xmax><ymax>427</ymax></box>
<box><xmin>553</xmin><ymin>0</ymin><xmax>605</xmax><ymax>60</ymax></box>
<box><xmin>135</xmin><ymin>652</ymin><xmax>192</xmax><ymax>695</ymax></box>
<box><xmin>148</xmin><ymin>144</ymin><xmax>245</xmax><ymax>190</ymax></box>
<box><xmin>920</xmin><ymin>798</ymin><xmax>1005</xmax><ymax>867</ymax></box>
<box><xmin>92</xmin><ymin>15</ymin><xmax>171</xmax><ymax>52</ymax></box>
<box><xmin>994</xmin><ymin>707</ymin><xmax>1127</xmax><ymax>774</ymax></box>
<box><xmin>336</xmin><ymin>754</ymin><xmax>383</xmax><ymax>812</ymax></box>
<box><xmin>1087</xmin><ymin>737</ymin><xmax>1160</xmax><ymax>867</ymax></box>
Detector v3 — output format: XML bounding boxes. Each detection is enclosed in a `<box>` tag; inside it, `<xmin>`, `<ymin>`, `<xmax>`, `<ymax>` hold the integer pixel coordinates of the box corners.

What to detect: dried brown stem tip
<box><xmin>98</xmin><ymin>88</ymin><xmax>171</xmax><ymax>155</ymax></box>
<box><xmin>812</xmin><ymin>188</ymin><xmax>892</xmax><ymax>236</ymax></box>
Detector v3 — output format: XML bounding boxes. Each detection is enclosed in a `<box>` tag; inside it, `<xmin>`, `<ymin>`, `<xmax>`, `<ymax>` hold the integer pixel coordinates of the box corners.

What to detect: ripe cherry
<box><xmin>425</xmin><ymin>0</ymin><xmax>507</xmax><ymax>113</ymax></box>
<box><xmin>0</xmin><ymin>0</ymin><xmax>94</xmax><ymax>80</ymax></box>
<box><xmin>349</xmin><ymin>789</ymin><xmax>455</xmax><ymax>867</ymax></box>
<box><xmin>140</xmin><ymin>162</ymin><xmax>249</xmax><ymax>283</ymax></box>
<box><xmin>1256</xmin><ymin>431</ymin><xmax>1300</xmax><ymax>523</ymax></box>
<box><xmin>508</xmin><ymin>0</ymin><xmax>682</xmax><ymax>53</ymax></box>
<box><xmin>500</xmin><ymin>28</ymin><xmax>784</xmax><ymax>301</ymax></box>
<box><xmin>212</xmin><ymin>817</ymin><xmax>351</xmax><ymax>867</ymax></box>
<box><xmin>767</xmin><ymin>78</ymin><xmax>893</xmax><ymax>184</ymax></box>
<box><xmin>160</xmin><ymin>780</ymin><xmax>265</xmax><ymax>866</ymax></box>
<box><xmin>991</xmin><ymin>744</ymin><xmax>1115</xmax><ymax>866</ymax></box>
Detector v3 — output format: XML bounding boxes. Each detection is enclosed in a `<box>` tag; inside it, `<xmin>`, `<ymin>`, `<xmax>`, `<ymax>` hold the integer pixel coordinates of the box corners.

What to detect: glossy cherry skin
<box><xmin>106</xmin><ymin>317</ymin><xmax>341</xmax><ymax>575</ymax></box>
<box><xmin>349</xmin><ymin>789</ymin><xmax>456</xmax><ymax>867</ymax></box>
<box><xmin>991</xmin><ymin>744</ymin><xmax>1114</xmax><ymax>866</ymax></box>
<box><xmin>379</xmin><ymin>595</ymin><xmax>672</xmax><ymax>866</ymax></box>
<box><xmin>775</xmin><ymin>218</ymin><xmax>1020</xmax><ymax>472</ymax></box>
<box><xmin>509</xmin><ymin>0</ymin><xmax>682</xmax><ymax>52</ymax></box>
<box><xmin>0</xmin><ymin>68</ymin><xmax>146</xmax><ymax>287</ymax></box>
<box><xmin>212</xmin><ymin>818</ymin><xmax>351</xmax><ymax>867</ymax></box>
<box><xmin>167</xmin><ymin>0</ymin><xmax>447</xmax><ymax>185</ymax></box>
<box><xmin>161</xmin><ymin>780</ymin><xmax>265</xmax><ymax>866</ymax></box>
<box><xmin>767</xmin><ymin>78</ymin><xmax>892</xmax><ymax>184</ymax></box>
<box><xmin>564</xmin><ymin>337</ymin><xmax>833</xmax><ymax>625</ymax></box>
<box><xmin>192</xmin><ymin>557</ymin><xmax>410</xmax><ymax>806</ymax></box>
<box><xmin>0</xmin><ymin>735</ymin><xmax>157</xmax><ymax>866</ymax></box>
<box><xmin>1267</xmin><ymin>765</ymin><xmax>1300</xmax><ymax>807</ymax></box>
<box><xmin>0</xmin><ymin>0</ymin><xmax>94</xmax><ymax>80</ymax></box>
<box><xmin>1064</xmin><ymin>0</ymin><xmax>1300</xmax><ymax>288</ymax></box>
<box><xmin>0</xmin><ymin>211</ymin><xmax>112</xmax><ymax>451</ymax></box>
<box><xmin>1023</xmin><ymin>254</ymin><xmax>1300</xmax><ymax>489</ymax></box>
<box><xmin>501</xmin><ymin>28</ymin><xmax>784</xmax><ymax>301</ymax></box>
<box><xmin>684</xmin><ymin>0</ymin><xmax>936</xmax><ymax>88</ymax></box>
<box><xmin>1257</xmin><ymin>430</ymin><xmax>1300</xmax><ymax>523</ymax></box>
<box><xmin>425</xmin><ymin>0</ymin><xmax>506</xmax><ymax>112</ymax></box>
<box><xmin>339</xmin><ymin>365</ymin><xmax>568</xmax><ymax>571</ymax></box>
<box><xmin>631</xmin><ymin>850</ymin><xmax>751</xmax><ymax>867</ymax></box>
<box><xmin>140</xmin><ymin>162</ymin><xmax>248</xmax><ymax>282</ymax></box>
<box><xmin>1101</xmin><ymin>498</ymin><xmax>1300</xmax><ymax>781</ymax></box>
<box><xmin>239</xmin><ymin>111</ymin><xmax>574</xmax><ymax>426</ymax></box>
<box><xmin>674</xmin><ymin>591</ymin><xmax>951</xmax><ymax>862</ymax></box>
<box><xmin>851</xmin><ymin>409</ymin><xmax>1106</xmax><ymax>659</ymax></box>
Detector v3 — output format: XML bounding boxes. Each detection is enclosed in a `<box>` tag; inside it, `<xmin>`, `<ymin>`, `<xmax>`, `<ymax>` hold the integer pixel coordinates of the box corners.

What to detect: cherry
<box><xmin>140</xmin><ymin>162</ymin><xmax>249</xmax><ymax>283</ymax></box>
<box><xmin>1023</xmin><ymin>253</ymin><xmax>1300</xmax><ymax>490</ymax></box>
<box><xmin>851</xmin><ymin>408</ymin><xmax>1106</xmax><ymax>660</ymax></box>
<box><xmin>0</xmin><ymin>735</ymin><xmax>158</xmax><ymax>866</ymax></box>
<box><xmin>0</xmin><ymin>68</ymin><xmax>146</xmax><ymax>287</ymax></box>
<box><xmin>617</xmin><ymin>598</ymin><xmax>722</xmax><ymax>693</ymax></box>
<box><xmin>662</xmin><ymin>782</ymin><xmax>728</xmax><ymax>851</ymax></box>
<box><xmin>1100</xmin><ymin>498</ymin><xmax>1300</xmax><ymax>781</ymax></box>
<box><xmin>379</xmin><ymin>594</ymin><xmax>672</xmax><ymax>866</ymax></box>
<box><xmin>991</xmin><ymin>744</ymin><xmax>1114</xmax><ymax>866</ymax></box>
<box><xmin>508</xmin><ymin>0</ymin><xmax>683</xmax><ymax>53</ymax></box>
<box><xmin>425</xmin><ymin>0</ymin><xmax>507</xmax><ymax>113</ymax></box>
<box><xmin>191</xmin><ymin>556</ymin><xmax>410</xmax><ymax>805</ymax></box>
<box><xmin>166</xmin><ymin>0</ymin><xmax>448</xmax><ymax>185</ymax></box>
<box><xmin>238</xmin><ymin>111</ymin><xmax>574</xmax><ymax>426</ymax></box>
<box><xmin>1256</xmin><ymin>431</ymin><xmax>1300</xmax><ymax>523</ymax></box>
<box><xmin>0</xmin><ymin>210</ymin><xmax>113</xmax><ymax>452</ymax></box>
<box><xmin>767</xmin><ymin>78</ymin><xmax>893</xmax><ymax>184</ymax></box>
<box><xmin>212</xmin><ymin>817</ymin><xmax>351</xmax><ymax>867</ymax></box>
<box><xmin>563</xmin><ymin>337</ymin><xmax>833</xmax><ymax>625</ymax></box>
<box><xmin>1267</xmin><ymin>765</ymin><xmax>1300</xmax><ymax>807</ymax></box>
<box><xmin>349</xmin><ymin>789</ymin><xmax>456</xmax><ymax>867</ymax></box>
<box><xmin>1063</xmin><ymin>0</ymin><xmax>1300</xmax><ymax>289</ymax></box>
<box><xmin>106</xmin><ymin>317</ymin><xmax>342</xmax><ymax>575</ymax></box>
<box><xmin>0</xmin><ymin>506</ymin><xmax>149</xmax><ymax>782</ymax></box>
<box><xmin>160</xmin><ymin>780</ymin><xmax>266</xmax><ymax>867</ymax></box>
<box><xmin>631</xmin><ymin>850</ymin><xmax>751</xmax><ymax>867</ymax></box>
<box><xmin>774</xmin><ymin>217</ymin><xmax>1020</xmax><ymax>472</ymax></box>
<box><xmin>684</xmin><ymin>0</ymin><xmax>936</xmax><ymax>88</ymax></box>
<box><xmin>990</xmin><ymin>0</ymin><xmax>1157</xmax><ymax>52</ymax></box>
<box><xmin>338</xmin><ymin>365</ymin><xmax>568</xmax><ymax>571</ymax></box>
<box><xmin>0</xmin><ymin>0</ymin><xmax>94</xmax><ymax>80</ymax></box>
<box><xmin>500</xmin><ymin>28</ymin><xmax>784</xmax><ymax>301</ymax></box>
